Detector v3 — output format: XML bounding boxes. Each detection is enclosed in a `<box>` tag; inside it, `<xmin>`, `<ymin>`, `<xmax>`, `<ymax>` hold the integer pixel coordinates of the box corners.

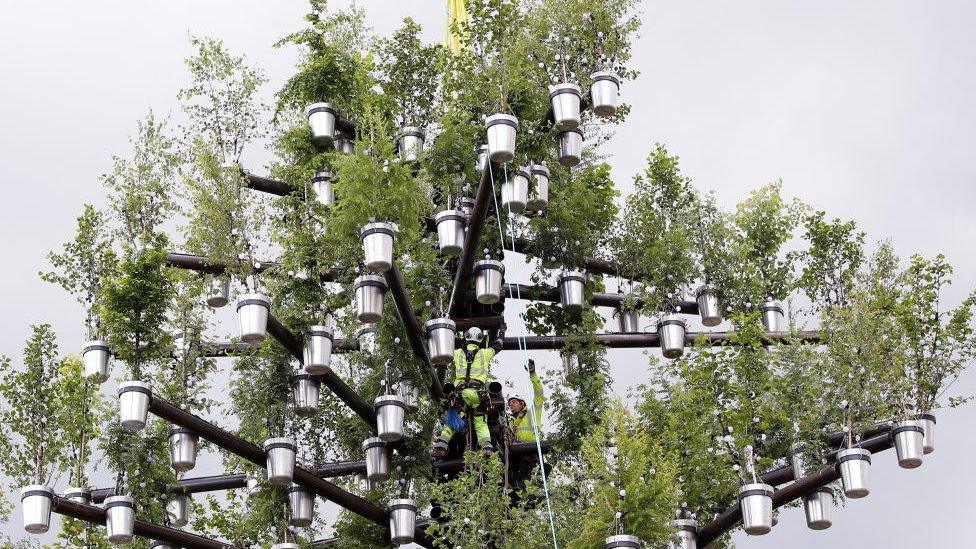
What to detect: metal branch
<box><xmin>498</xmin><ymin>284</ymin><xmax>700</xmax><ymax>314</ymax></box>
<box><xmin>384</xmin><ymin>264</ymin><xmax>444</xmax><ymax>399</ymax></box>
<box><xmin>502</xmin><ymin>330</ymin><xmax>822</xmax><ymax>351</ymax></box>
<box><xmin>165</xmin><ymin>252</ymin><xmax>341</xmax><ymax>282</ymax></box>
<box><xmin>448</xmin><ymin>161</ymin><xmax>496</xmax><ymax>316</ymax></box>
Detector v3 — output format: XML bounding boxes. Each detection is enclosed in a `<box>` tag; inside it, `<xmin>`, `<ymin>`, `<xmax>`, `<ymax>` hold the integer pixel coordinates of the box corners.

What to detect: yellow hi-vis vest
<box><xmin>453</xmin><ymin>343</ymin><xmax>493</xmax><ymax>385</ymax></box>
<box><xmin>510</xmin><ymin>373</ymin><xmax>544</xmax><ymax>442</ymax></box>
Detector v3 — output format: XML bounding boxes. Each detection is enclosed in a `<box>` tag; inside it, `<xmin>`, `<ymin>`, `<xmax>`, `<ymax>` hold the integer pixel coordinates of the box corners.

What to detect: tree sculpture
<box><xmin>2</xmin><ymin>1</ymin><xmax>974</xmax><ymax>548</ymax></box>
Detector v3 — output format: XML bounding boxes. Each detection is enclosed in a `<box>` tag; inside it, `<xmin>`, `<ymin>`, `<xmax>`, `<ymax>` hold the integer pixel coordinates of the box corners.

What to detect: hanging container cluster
<box><xmin>82</xmin><ymin>340</ymin><xmax>111</xmax><ymax>383</ymax></box>
<box><xmin>397</xmin><ymin>127</ymin><xmax>425</xmax><ymax>163</ymax></box>
<box><xmin>892</xmin><ymin>420</ymin><xmax>925</xmax><ymax>469</ymax></box>
<box><xmin>311</xmin><ymin>168</ymin><xmax>335</xmax><ymax>208</ymax></box>
<box><xmin>288</xmin><ymin>484</ymin><xmax>315</xmax><ymax>527</ymax></box>
<box><xmin>305</xmin><ymin>102</ymin><xmax>338</xmax><ymax>146</ymax></box>
<box><xmin>118</xmin><ymin>380</ymin><xmax>152</xmax><ymax>432</ymax></box>
<box><xmin>485</xmin><ymin>114</ymin><xmax>519</xmax><ymax>163</ymax></box>
<box><xmin>354</xmin><ymin>275</ymin><xmax>388</xmax><ymax>323</ymax></box>
<box><xmin>304</xmin><ymin>325</ymin><xmax>334</xmax><ymax>374</ymax></box>
<box><xmin>167</xmin><ymin>493</ymin><xmax>190</xmax><ymax>528</ymax></box>
<box><xmin>360</xmin><ymin>222</ymin><xmax>397</xmax><ymax>273</ymax></box>
<box><xmin>292</xmin><ymin>374</ymin><xmax>321</xmax><ymax>416</ymax></box>
<box><xmin>388</xmin><ymin>499</ymin><xmax>418</xmax><ymax>545</ymax></box>
<box><xmin>501</xmin><ymin>165</ymin><xmax>530</xmax><ymax>214</ymax></box>
<box><xmin>474</xmin><ymin>260</ymin><xmax>505</xmax><ymax>304</ymax></box>
<box><xmin>435</xmin><ymin>209</ymin><xmax>466</xmax><ymax>256</ymax></box>
<box><xmin>558</xmin><ymin>270</ymin><xmax>586</xmax><ymax>313</ymax></box>
<box><xmin>264</xmin><ymin>437</ymin><xmax>297</xmax><ymax>486</ymax></box>
<box><xmin>590</xmin><ymin>71</ymin><xmax>621</xmax><ymax>117</ymax></box>
<box><xmin>803</xmin><ymin>487</ymin><xmax>833</xmax><ymax>530</ymax></box>
<box><xmin>363</xmin><ymin>437</ymin><xmax>390</xmax><ymax>481</ymax></box>
<box><xmin>168</xmin><ymin>426</ymin><xmax>198</xmax><ymax>473</ymax></box>
<box><xmin>207</xmin><ymin>276</ymin><xmax>230</xmax><ymax>308</ymax></box>
<box><xmin>673</xmin><ymin>518</ymin><xmax>697</xmax><ymax>549</ymax></box>
<box><xmin>658</xmin><ymin>314</ymin><xmax>687</xmax><ymax>359</ymax></box>
<box><xmin>604</xmin><ymin>534</ymin><xmax>641</xmax><ymax>548</ymax></box>
<box><xmin>836</xmin><ymin>447</ymin><xmax>871</xmax><ymax>498</ymax></box>
<box><xmin>21</xmin><ymin>485</ymin><xmax>54</xmax><ymax>534</ymax></box>
<box><xmin>375</xmin><ymin>394</ymin><xmax>408</xmax><ymax>442</ymax></box>
<box><xmin>695</xmin><ymin>286</ymin><xmax>723</xmax><ymax>327</ymax></box>
<box><xmin>738</xmin><ymin>483</ymin><xmax>774</xmax><ymax>535</ymax></box>
<box><xmin>425</xmin><ymin>317</ymin><xmax>457</xmax><ymax>365</ymax></box>
<box><xmin>557</xmin><ymin>128</ymin><xmax>584</xmax><ymax>167</ymax></box>
<box><xmin>105</xmin><ymin>494</ymin><xmax>136</xmax><ymax>544</ymax></box>
<box><xmin>760</xmin><ymin>300</ymin><xmax>785</xmax><ymax>333</ymax></box>
<box><xmin>527</xmin><ymin>164</ymin><xmax>550</xmax><ymax>211</ymax></box>
<box><xmin>237</xmin><ymin>293</ymin><xmax>271</xmax><ymax>343</ymax></box>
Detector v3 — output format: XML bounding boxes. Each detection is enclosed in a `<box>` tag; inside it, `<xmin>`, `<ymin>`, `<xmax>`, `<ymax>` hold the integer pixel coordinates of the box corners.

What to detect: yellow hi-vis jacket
<box><xmin>510</xmin><ymin>373</ymin><xmax>544</xmax><ymax>442</ymax></box>
<box><xmin>452</xmin><ymin>343</ymin><xmax>494</xmax><ymax>385</ymax></box>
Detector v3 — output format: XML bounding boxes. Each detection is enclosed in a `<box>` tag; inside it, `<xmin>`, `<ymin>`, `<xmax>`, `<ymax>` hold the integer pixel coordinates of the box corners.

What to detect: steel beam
<box><xmin>448</xmin><ymin>161</ymin><xmax>496</xmax><ymax>316</ymax></box>
<box><xmin>384</xmin><ymin>264</ymin><xmax>444</xmax><ymax>399</ymax></box>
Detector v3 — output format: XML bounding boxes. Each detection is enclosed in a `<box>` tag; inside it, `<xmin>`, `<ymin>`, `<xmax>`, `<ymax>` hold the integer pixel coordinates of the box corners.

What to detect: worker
<box><xmin>432</xmin><ymin>324</ymin><xmax>506</xmax><ymax>457</ymax></box>
<box><xmin>507</xmin><ymin>359</ymin><xmax>544</xmax><ymax>492</ymax></box>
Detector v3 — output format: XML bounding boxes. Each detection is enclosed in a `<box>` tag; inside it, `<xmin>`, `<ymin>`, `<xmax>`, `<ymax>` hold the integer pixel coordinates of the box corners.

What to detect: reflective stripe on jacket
<box><xmin>510</xmin><ymin>373</ymin><xmax>544</xmax><ymax>442</ymax></box>
<box><xmin>453</xmin><ymin>343</ymin><xmax>494</xmax><ymax>385</ymax></box>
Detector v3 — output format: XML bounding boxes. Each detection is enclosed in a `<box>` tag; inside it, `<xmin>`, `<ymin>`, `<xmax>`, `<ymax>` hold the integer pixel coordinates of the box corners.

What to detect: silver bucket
<box><xmin>836</xmin><ymin>447</ymin><xmax>871</xmax><ymax>498</ymax></box>
<box><xmin>695</xmin><ymin>286</ymin><xmax>723</xmax><ymax>327</ymax></box>
<box><xmin>166</xmin><ymin>493</ymin><xmax>190</xmax><ymax>528</ymax></box>
<box><xmin>168</xmin><ymin>427</ymin><xmax>199</xmax><ymax>473</ymax></box>
<box><xmin>20</xmin><ymin>485</ymin><xmax>54</xmax><ymax>534</ymax></box>
<box><xmin>604</xmin><ymin>534</ymin><xmax>640</xmax><ymax>548</ymax></box>
<box><xmin>354</xmin><ymin>275</ymin><xmax>388</xmax><ymax>323</ymax></box>
<box><xmin>475</xmin><ymin>144</ymin><xmax>488</xmax><ymax>173</ymax></box>
<box><xmin>473</xmin><ymin>260</ymin><xmax>505</xmax><ymax>305</ymax></box>
<box><xmin>82</xmin><ymin>340</ymin><xmax>111</xmax><ymax>383</ymax></box>
<box><xmin>63</xmin><ymin>487</ymin><xmax>91</xmax><ymax>506</ymax></box>
<box><xmin>397</xmin><ymin>127</ymin><xmax>426</xmax><ymax>163</ymax></box>
<box><xmin>658</xmin><ymin>315</ymin><xmax>687</xmax><ymax>359</ymax></box>
<box><xmin>287</xmin><ymin>485</ymin><xmax>315</xmax><ymax>527</ymax></box>
<box><xmin>550</xmin><ymin>82</ymin><xmax>582</xmax><ymax>130</ymax></box>
<box><xmin>485</xmin><ymin>114</ymin><xmax>519</xmax><ymax>163</ymax></box>
<box><xmin>362</xmin><ymin>437</ymin><xmax>390</xmax><ymax>482</ymax></box>
<box><xmin>561</xmin><ymin>352</ymin><xmax>579</xmax><ymax>377</ymax></box>
<box><xmin>360</xmin><ymin>222</ymin><xmax>397</xmax><ymax>273</ymax></box>
<box><xmin>303</xmin><ymin>325</ymin><xmax>334</xmax><ymax>375</ymax></box>
<box><xmin>105</xmin><ymin>494</ymin><xmax>136</xmax><ymax>543</ymax></box>
<box><xmin>206</xmin><ymin>276</ymin><xmax>230</xmax><ymax>308</ymax></box>
<box><xmin>150</xmin><ymin>541</ymin><xmax>178</xmax><ymax>549</ymax></box>
<box><xmin>236</xmin><ymin>293</ymin><xmax>271</xmax><ymax>343</ymax></box>
<box><xmin>501</xmin><ymin>166</ymin><xmax>530</xmax><ymax>214</ymax></box>
<box><xmin>375</xmin><ymin>395</ymin><xmax>408</xmax><ymax>442</ymax></box>
<box><xmin>263</xmin><ymin>437</ymin><xmax>297</xmax><ymax>486</ymax></box>
<box><xmin>118</xmin><ymin>380</ymin><xmax>152</xmax><ymax>432</ymax></box>
<box><xmin>803</xmin><ymin>487</ymin><xmax>833</xmax><ymax>530</ymax></box>
<box><xmin>292</xmin><ymin>374</ymin><xmax>321</xmax><ymax>416</ymax></box>
<box><xmin>435</xmin><ymin>210</ymin><xmax>466</xmax><ymax>256</ymax></box>
<box><xmin>397</xmin><ymin>381</ymin><xmax>421</xmax><ymax>412</ymax></box>
<box><xmin>305</xmin><ymin>102</ymin><xmax>337</xmax><ymax>146</ymax></box>
<box><xmin>760</xmin><ymin>300</ymin><xmax>785</xmax><ymax>333</ymax></box>
<box><xmin>919</xmin><ymin>413</ymin><xmax>936</xmax><ymax>454</ymax></box>
<box><xmin>388</xmin><ymin>498</ymin><xmax>418</xmax><ymax>545</ymax></box>
<box><xmin>356</xmin><ymin>326</ymin><xmax>378</xmax><ymax>354</ymax></box>
<box><xmin>335</xmin><ymin>133</ymin><xmax>354</xmax><ymax>154</ymax></box>
<box><xmin>738</xmin><ymin>483</ymin><xmax>774</xmax><ymax>535</ymax></box>
<box><xmin>557</xmin><ymin>128</ymin><xmax>583</xmax><ymax>167</ymax></box>
<box><xmin>590</xmin><ymin>71</ymin><xmax>621</xmax><ymax>117</ymax></box>
<box><xmin>354</xmin><ymin>472</ymin><xmax>375</xmax><ymax>492</ymax></box>
<box><xmin>425</xmin><ymin>317</ymin><xmax>457</xmax><ymax>365</ymax></box>
<box><xmin>673</xmin><ymin>518</ymin><xmax>697</xmax><ymax>549</ymax></box>
<box><xmin>459</xmin><ymin>196</ymin><xmax>476</xmax><ymax>218</ymax></box>
<box><xmin>527</xmin><ymin>164</ymin><xmax>550</xmax><ymax>211</ymax></box>
<box><xmin>790</xmin><ymin>443</ymin><xmax>808</xmax><ymax>478</ymax></box>
<box><xmin>312</xmin><ymin>169</ymin><xmax>335</xmax><ymax>207</ymax></box>
<box><xmin>558</xmin><ymin>271</ymin><xmax>586</xmax><ymax>313</ymax></box>
<box><xmin>615</xmin><ymin>308</ymin><xmax>640</xmax><ymax>333</ymax></box>
<box><xmin>892</xmin><ymin>420</ymin><xmax>925</xmax><ymax>469</ymax></box>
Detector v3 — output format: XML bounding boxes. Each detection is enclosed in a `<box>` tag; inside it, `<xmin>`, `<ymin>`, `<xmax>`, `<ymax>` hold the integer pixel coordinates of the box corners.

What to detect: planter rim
<box><xmin>291</xmin><ymin>373</ymin><xmax>319</xmax><ymax>384</ymax></box>
<box><xmin>761</xmin><ymin>300</ymin><xmax>784</xmax><ymax>312</ymax></box>
<box><xmin>591</xmin><ymin>70</ymin><xmax>621</xmax><ymax>84</ymax></box>
<box><xmin>531</xmin><ymin>163</ymin><xmax>550</xmax><ymax>176</ymax></box>
<box><xmin>309</xmin><ymin>325</ymin><xmax>334</xmax><ymax>338</ymax></box>
<box><xmin>236</xmin><ymin>293</ymin><xmax>271</xmax><ymax>310</ymax></box>
<box><xmin>374</xmin><ymin>394</ymin><xmax>408</xmax><ymax>410</ymax></box>
<box><xmin>360</xmin><ymin>221</ymin><xmax>398</xmax><ymax>238</ymax></box>
<box><xmin>674</xmin><ymin>518</ymin><xmax>698</xmax><ymax>529</ymax></box>
<box><xmin>658</xmin><ymin>314</ymin><xmax>687</xmax><ymax>328</ymax></box>
<box><xmin>20</xmin><ymin>485</ymin><xmax>54</xmax><ymax>500</ymax></box>
<box><xmin>485</xmin><ymin>113</ymin><xmax>519</xmax><ymax>129</ymax></box>
<box><xmin>388</xmin><ymin>498</ymin><xmax>418</xmax><ymax>511</ymax></box>
<box><xmin>63</xmin><ymin>487</ymin><xmax>92</xmax><ymax>496</ymax></box>
<box><xmin>286</xmin><ymin>484</ymin><xmax>309</xmax><ymax>495</ymax></box>
<box><xmin>557</xmin><ymin>127</ymin><xmax>584</xmax><ymax>138</ymax></box>
<box><xmin>891</xmin><ymin>422</ymin><xmax>924</xmax><ymax>436</ymax></box>
<box><xmin>549</xmin><ymin>82</ymin><xmax>582</xmax><ymax>97</ymax></box>
<box><xmin>918</xmin><ymin>412</ymin><xmax>937</xmax><ymax>422</ymax></box>
<box><xmin>104</xmin><ymin>494</ymin><xmax>135</xmax><ymax>508</ymax></box>
<box><xmin>836</xmin><ymin>447</ymin><xmax>872</xmax><ymax>464</ymax></box>
<box><xmin>312</xmin><ymin>168</ymin><xmax>333</xmax><ymax>181</ymax></box>
<box><xmin>118</xmin><ymin>380</ymin><xmax>152</xmax><ymax>395</ymax></box>
<box><xmin>435</xmin><ymin>209</ymin><xmax>467</xmax><ymax>224</ymax></box>
<box><xmin>263</xmin><ymin>437</ymin><xmax>297</xmax><ymax>451</ymax></box>
<box><xmin>353</xmin><ymin>274</ymin><xmax>388</xmax><ymax>290</ymax></box>
<box><xmin>82</xmin><ymin>340</ymin><xmax>110</xmax><ymax>351</ymax></box>
<box><xmin>738</xmin><ymin>483</ymin><xmax>774</xmax><ymax>497</ymax></box>
<box><xmin>473</xmin><ymin>259</ymin><xmax>505</xmax><ymax>273</ymax></box>
<box><xmin>356</xmin><ymin>326</ymin><xmax>377</xmax><ymax>337</ymax></box>
<box><xmin>304</xmin><ymin>102</ymin><xmax>337</xmax><ymax>117</ymax></box>
<box><xmin>424</xmin><ymin>317</ymin><xmax>457</xmax><ymax>332</ymax></box>
<box><xmin>398</xmin><ymin>126</ymin><xmax>426</xmax><ymax>139</ymax></box>
<box><xmin>168</xmin><ymin>426</ymin><xmax>198</xmax><ymax>437</ymax></box>
<box><xmin>559</xmin><ymin>271</ymin><xmax>586</xmax><ymax>283</ymax></box>
<box><xmin>695</xmin><ymin>285</ymin><xmax>718</xmax><ymax>297</ymax></box>
<box><xmin>362</xmin><ymin>437</ymin><xmax>386</xmax><ymax>450</ymax></box>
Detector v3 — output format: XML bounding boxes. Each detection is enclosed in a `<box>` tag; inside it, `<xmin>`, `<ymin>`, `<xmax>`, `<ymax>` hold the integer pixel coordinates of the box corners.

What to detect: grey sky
<box><xmin>1</xmin><ymin>0</ymin><xmax>974</xmax><ymax>547</ymax></box>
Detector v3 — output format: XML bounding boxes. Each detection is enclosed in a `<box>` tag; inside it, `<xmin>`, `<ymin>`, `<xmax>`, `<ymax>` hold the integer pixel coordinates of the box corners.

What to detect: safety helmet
<box><xmin>465</xmin><ymin>327</ymin><xmax>484</xmax><ymax>344</ymax></box>
<box><xmin>508</xmin><ymin>395</ymin><xmax>526</xmax><ymax>408</ymax></box>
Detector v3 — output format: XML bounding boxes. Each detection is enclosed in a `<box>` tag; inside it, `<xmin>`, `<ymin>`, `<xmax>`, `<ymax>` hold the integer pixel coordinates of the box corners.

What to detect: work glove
<box><xmin>526</xmin><ymin>359</ymin><xmax>535</xmax><ymax>374</ymax></box>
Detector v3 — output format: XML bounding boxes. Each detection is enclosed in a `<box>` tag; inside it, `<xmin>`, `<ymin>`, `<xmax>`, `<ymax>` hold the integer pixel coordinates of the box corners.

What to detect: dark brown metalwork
<box><xmin>497</xmin><ymin>283</ymin><xmax>700</xmax><ymax>314</ymax></box>
<box><xmin>448</xmin><ymin>161</ymin><xmax>496</xmax><ymax>316</ymax></box>
<box><xmin>384</xmin><ymin>264</ymin><xmax>444</xmax><ymax>399</ymax></box>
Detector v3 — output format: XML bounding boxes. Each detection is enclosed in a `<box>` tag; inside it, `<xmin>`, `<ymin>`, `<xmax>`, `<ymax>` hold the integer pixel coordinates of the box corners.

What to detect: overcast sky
<box><xmin>1</xmin><ymin>1</ymin><xmax>974</xmax><ymax>547</ymax></box>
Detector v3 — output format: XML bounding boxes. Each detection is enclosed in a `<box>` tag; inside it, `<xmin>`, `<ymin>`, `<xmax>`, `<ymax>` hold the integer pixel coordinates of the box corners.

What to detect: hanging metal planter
<box><xmin>150</xmin><ymin>541</ymin><xmax>177</xmax><ymax>549</ymax></box>
<box><xmin>360</xmin><ymin>222</ymin><xmax>397</xmax><ymax>273</ymax></box>
<box><xmin>272</xmin><ymin>544</ymin><xmax>300</xmax><ymax>549</ymax></box>
<box><xmin>425</xmin><ymin>317</ymin><xmax>457</xmax><ymax>365</ymax></box>
<box><xmin>474</xmin><ymin>260</ymin><xmax>505</xmax><ymax>305</ymax></box>
<box><xmin>435</xmin><ymin>210</ymin><xmax>466</xmax><ymax>256</ymax></box>
<box><xmin>836</xmin><ymin>447</ymin><xmax>871</xmax><ymax>498</ymax></box>
<box><xmin>388</xmin><ymin>499</ymin><xmax>418</xmax><ymax>545</ymax></box>
<box><xmin>334</xmin><ymin>132</ymin><xmax>354</xmax><ymax>154</ymax></box>
<box><xmin>790</xmin><ymin>443</ymin><xmax>807</xmax><ymax>478</ymax></box>
<box><xmin>803</xmin><ymin>487</ymin><xmax>833</xmax><ymax>530</ymax></box>
<box><xmin>475</xmin><ymin>144</ymin><xmax>488</xmax><ymax>173</ymax></box>
<box><xmin>919</xmin><ymin>412</ymin><xmax>936</xmax><ymax>454</ymax></box>
<box><xmin>561</xmin><ymin>352</ymin><xmax>579</xmax><ymax>377</ymax></box>
<box><xmin>236</xmin><ymin>293</ymin><xmax>271</xmax><ymax>343</ymax></box>
<box><xmin>311</xmin><ymin>168</ymin><xmax>335</xmax><ymax>208</ymax></box>
<box><xmin>20</xmin><ymin>485</ymin><xmax>54</xmax><ymax>534</ymax></box>
<box><xmin>166</xmin><ymin>493</ymin><xmax>190</xmax><ymax>528</ymax></box>
<box><xmin>303</xmin><ymin>325</ymin><xmax>334</xmax><ymax>375</ymax></box>
<box><xmin>658</xmin><ymin>314</ymin><xmax>688</xmax><ymax>359</ymax></box>
<box><xmin>760</xmin><ymin>300</ymin><xmax>785</xmax><ymax>333</ymax></box>
<box><xmin>695</xmin><ymin>286</ymin><xmax>723</xmax><ymax>327</ymax></box>
<box><xmin>206</xmin><ymin>276</ymin><xmax>230</xmax><ymax>308</ymax></box>
<box><xmin>168</xmin><ymin>426</ymin><xmax>199</xmax><ymax>473</ymax></box>
<box><xmin>82</xmin><ymin>340</ymin><xmax>111</xmax><ymax>383</ymax></box>
<box><xmin>397</xmin><ymin>381</ymin><xmax>421</xmax><ymax>412</ymax></box>
<box><xmin>63</xmin><ymin>487</ymin><xmax>91</xmax><ymax>506</ymax></box>
<box><xmin>558</xmin><ymin>271</ymin><xmax>586</xmax><ymax>313</ymax></box>
<box><xmin>354</xmin><ymin>472</ymin><xmax>375</xmax><ymax>492</ymax></box>
<box><xmin>354</xmin><ymin>274</ymin><xmax>388</xmax><ymax>324</ymax></box>
<box><xmin>305</xmin><ymin>102</ymin><xmax>337</xmax><ymax>146</ymax></box>
<box><xmin>118</xmin><ymin>380</ymin><xmax>152</xmax><ymax>432</ymax></box>
<box><xmin>362</xmin><ymin>437</ymin><xmax>390</xmax><ymax>482</ymax></box>
<box><xmin>459</xmin><ymin>196</ymin><xmax>476</xmax><ymax>219</ymax></box>
<box><xmin>550</xmin><ymin>82</ymin><xmax>583</xmax><ymax>130</ymax></box>
<box><xmin>527</xmin><ymin>164</ymin><xmax>550</xmax><ymax>211</ymax></box>
<box><xmin>292</xmin><ymin>374</ymin><xmax>321</xmax><ymax>416</ymax></box>
<box><xmin>263</xmin><ymin>437</ymin><xmax>297</xmax><ymax>486</ymax></box>
<box><xmin>501</xmin><ymin>165</ymin><xmax>531</xmax><ymax>214</ymax></box>
<box><xmin>105</xmin><ymin>494</ymin><xmax>136</xmax><ymax>543</ymax></box>
<box><xmin>397</xmin><ymin>127</ymin><xmax>426</xmax><ymax>163</ymax></box>
<box><xmin>557</xmin><ymin>128</ymin><xmax>584</xmax><ymax>167</ymax></box>
<box><xmin>356</xmin><ymin>326</ymin><xmax>378</xmax><ymax>354</ymax></box>
<box><xmin>615</xmin><ymin>307</ymin><xmax>640</xmax><ymax>333</ymax></box>
<box><xmin>604</xmin><ymin>534</ymin><xmax>641</xmax><ymax>548</ymax></box>
<box><xmin>738</xmin><ymin>482</ymin><xmax>774</xmax><ymax>535</ymax></box>
<box><xmin>673</xmin><ymin>518</ymin><xmax>697</xmax><ymax>549</ymax></box>
<box><xmin>892</xmin><ymin>420</ymin><xmax>925</xmax><ymax>469</ymax></box>
<box><xmin>590</xmin><ymin>71</ymin><xmax>621</xmax><ymax>117</ymax></box>
<box><xmin>287</xmin><ymin>485</ymin><xmax>314</xmax><ymax>527</ymax></box>
<box><xmin>485</xmin><ymin>114</ymin><xmax>519</xmax><ymax>163</ymax></box>
<box><xmin>375</xmin><ymin>394</ymin><xmax>408</xmax><ymax>442</ymax></box>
